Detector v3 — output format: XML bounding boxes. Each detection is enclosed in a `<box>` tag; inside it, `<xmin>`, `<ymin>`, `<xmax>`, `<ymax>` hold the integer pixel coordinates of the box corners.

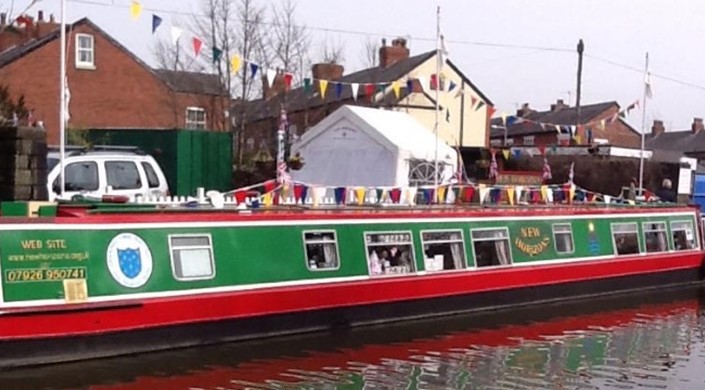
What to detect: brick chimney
<box><xmin>1</xmin><ymin>13</ymin><xmax>6</xmax><ymax>28</ymax></box>
<box><xmin>262</xmin><ymin>71</ymin><xmax>288</xmax><ymax>100</ymax></box>
<box><xmin>692</xmin><ymin>117</ymin><xmax>704</xmax><ymax>134</ymax></box>
<box><xmin>550</xmin><ymin>99</ymin><xmax>568</xmax><ymax>112</ymax></box>
<box><xmin>311</xmin><ymin>63</ymin><xmax>344</xmax><ymax>81</ymax></box>
<box><xmin>651</xmin><ymin>119</ymin><xmax>665</xmax><ymax>136</ymax></box>
<box><xmin>379</xmin><ymin>37</ymin><xmax>410</xmax><ymax>68</ymax></box>
<box><xmin>516</xmin><ymin>103</ymin><xmax>534</xmax><ymax>118</ymax></box>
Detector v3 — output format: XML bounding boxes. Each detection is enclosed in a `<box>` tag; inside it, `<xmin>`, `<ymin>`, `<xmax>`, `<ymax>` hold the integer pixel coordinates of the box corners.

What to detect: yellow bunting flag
<box><xmin>392</xmin><ymin>81</ymin><xmax>401</xmax><ymax>99</ymax></box>
<box><xmin>230</xmin><ymin>55</ymin><xmax>242</xmax><ymax>73</ymax></box>
<box><xmin>262</xmin><ymin>193</ymin><xmax>273</xmax><ymax>207</ymax></box>
<box><xmin>507</xmin><ymin>186</ymin><xmax>515</xmax><ymax>205</ymax></box>
<box><xmin>540</xmin><ymin>185</ymin><xmax>548</xmax><ymax>202</ymax></box>
<box><xmin>573</xmin><ymin>135</ymin><xmax>581</xmax><ymax>144</ymax></box>
<box><xmin>130</xmin><ymin>1</ymin><xmax>143</xmax><ymax>20</ymax></box>
<box><xmin>319</xmin><ymin>79</ymin><xmax>328</xmax><ymax>98</ymax></box>
<box><xmin>501</xmin><ymin>112</ymin><xmax>508</xmax><ymax>126</ymax></box>
<box><xmin>437</xmin><ymin>186</ymin><xmax>447</xmax><ymax>203</ymax></box>
<box><xmin>502</xmin><ymin>149</ymin><xmax>510</xmax><ymax>160</ymax></box>
<box><xmin>355</xmin><ymin>187</ymin><xmax>366</xmax><ymax>206</ymax></box>
<box><xmin>568</xmin><ymin>184</ymin><xmax>576</xmax><ymax>204</ymax></box>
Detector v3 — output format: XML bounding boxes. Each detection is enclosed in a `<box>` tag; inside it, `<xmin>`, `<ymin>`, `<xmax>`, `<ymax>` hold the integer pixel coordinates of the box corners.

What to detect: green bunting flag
<box><xmin>212</xmin><ymin>46</ymin><xmax>223</xmax><ymax>63</ymax></box>
<box><xmin>303</xmin><ymin>78</ymin><xmax>312</xmax><ymax>94</ymax></box>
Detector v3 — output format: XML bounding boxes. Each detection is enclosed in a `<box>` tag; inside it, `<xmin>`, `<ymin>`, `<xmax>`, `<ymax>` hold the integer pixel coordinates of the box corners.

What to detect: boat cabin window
<box><xmin>611</xmin><ymin>223</ymin><xmax>640</xmax><ymax>255</ymax></box>
<box><xmin>552</xmin><ymin>224</ymin><xmax>574</xmax><ymax>254</ymax></box>
<box><xmin>471</xmin><ymin>229</ymin><xmax>512</xmax><ymax>267</ymax></box>
<box><xmin>365</xmin><ymin>232</ymin><xmax>415</xmax><ymax>276</ymax></box>
<box><xmin>643</xmin><ymin>222</ymin><xmax>668</xmax><ymax>253</ymax></box>
<box><xmin>671</xmin><ymin>221</ymin><xmax>696</xmax><ymax>250</ymax></box>
<box><xmin>169</xmin><ymin>235</ymin><xmax>215</xmax><ymax>280</ymax></box>
<box><xmin>303</xmin><ymin>231</ymin><xmax>340</xmax><ymax>271</ymax></box>
<box><xmin>421</xmin><ymin>230</ymin><xmax>466</xmax><ymax>271</ymax></box>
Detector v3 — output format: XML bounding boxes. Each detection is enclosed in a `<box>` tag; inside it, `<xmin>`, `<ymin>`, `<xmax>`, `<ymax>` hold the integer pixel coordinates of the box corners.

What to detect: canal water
<box><xmin>2</xmin><ymin>286</ymin><xmax>705</xmax><ymax>389</ymax></box>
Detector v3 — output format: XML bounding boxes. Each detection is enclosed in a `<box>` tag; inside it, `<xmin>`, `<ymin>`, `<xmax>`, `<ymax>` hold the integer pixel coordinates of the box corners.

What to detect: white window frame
<box><xmin>503</xmin><ymin>138</ymin><xmax>514</xmax><ymax>147</ymax></box>
<box><xmin>671</xmin><ymin>220</ymin><xmax>698</xmax><ymax>251</ymax></box>
<box><xmin>523</xmin><ymin>135</ymin><xmax>535</xmax><ymax>146</ymax></box>
<box><xmin>75</xmin><ymin>33</ymin><xmax>95</xmax><ymax>69</ymax></box>
<box><xmin>552</xmin><ymin>223</ymin><xmax>575</xmax><ymax>255</ymax></box>
<box><xmin>186</xmin><ymin>107</ymin><xmax>207</xmax><ymax>130</ymax></box>
<box><xmin>363</xmin><ymin>231</ymin><xmax>415</xmax><ymax>276</ymax></box>
<box><xmin>419</xmin><ymin>229</ymin><xmax>466</xmax><ymax>272</ymax></box>
<box><xmin>469</xmin><ymin>227</ymin><xmax>513</xmax><ymax>268</ymax></box>
<box><xmin>168</xmin><ymin>234</ymin><xmax>215</xmax><ymax>281</ymax></box>
<box><xmin>642</xmin><ymin>221</ymin><xmax>668</xmax><ymax>253</ymax></box>
<box><xmin>610</xmin><ymin>222</ymin><xmax>641</xmax><ymax>256</ymax></box>
<box><xmin>490</xmin><ymin>139</ymin><xmax>502</xmax><ymax>147</ymax></box>
<box><xmin>302</xmin><ymin>230</ymin><xmax>341</xmax><ymax>272</ymax></box>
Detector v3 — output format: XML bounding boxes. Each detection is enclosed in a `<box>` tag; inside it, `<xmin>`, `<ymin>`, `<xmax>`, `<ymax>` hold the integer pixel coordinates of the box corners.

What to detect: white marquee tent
<box><xmin>291</xmin><ymin>105</ymin><xmax>458</xmax><ymax>187</ymax></box>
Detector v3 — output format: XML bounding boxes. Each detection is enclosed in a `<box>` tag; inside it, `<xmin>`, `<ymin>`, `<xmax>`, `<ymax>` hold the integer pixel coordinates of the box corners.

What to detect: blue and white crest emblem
<box><xmin>117</xmin><ymin>248</ymin><xmax>142</xmax><ymax>279</ymax></box>
<box><xmin>107</xmin><ymin>233</ymin><xmax>153</xmax><ymax>288</ymax></box>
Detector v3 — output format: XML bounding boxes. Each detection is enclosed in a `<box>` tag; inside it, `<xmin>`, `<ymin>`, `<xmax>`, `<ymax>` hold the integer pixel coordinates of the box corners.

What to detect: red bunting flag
<box><xmin>487</xmin><ymin>105</ymin><xmax>497</xmax><ymax>118</ymax></box>
<box><xmin>284</xmin><ymin>73</ymin><xmax>293</xmax><ymax>91</ymax></box>
<box><xmin>463</xmin><ymin>186</ymin><xmax>475</xmax><ymax>203</ymax></box>
<box><xmin>365</xmin><ymin>83</ymin><xmax>375</xmax><ymax>100</ymax></box>
<box><xmin>192</xmin><ymin>37</ymin><xmax>203</xmax><ymax>57</ymax></box>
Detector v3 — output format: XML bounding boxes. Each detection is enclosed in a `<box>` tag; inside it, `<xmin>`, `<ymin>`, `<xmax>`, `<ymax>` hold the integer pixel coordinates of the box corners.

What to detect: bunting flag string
<box><xmin>490</xmin><ymin>99</ymin><xmax>641</xmax><ymax>133</ymax></box>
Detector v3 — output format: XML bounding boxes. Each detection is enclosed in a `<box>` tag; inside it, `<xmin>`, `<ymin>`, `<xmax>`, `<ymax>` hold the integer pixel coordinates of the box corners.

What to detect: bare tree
<box><xmin>319</xmin><ymin>36</ymin><xmax>345</xmax><ymax>64</ymax></box>
<box><xmin>359</xmin><ymin>37</ymin><xmax>379</xmax><ymax>68</ymax></box>
<box><xmin>266</xmin><ymin>0</ymin><xmax>310</xmax><ymax>84</ymax></box>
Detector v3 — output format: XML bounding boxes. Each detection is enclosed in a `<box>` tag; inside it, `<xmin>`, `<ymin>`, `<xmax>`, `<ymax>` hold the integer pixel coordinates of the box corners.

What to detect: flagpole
<box><xmin>59</xmin><ymin>0</ymin><xmax>67</xmax><ymax>199</ymax></box>
<box><xmin>638</xmin><ymin>52</ymin><xmax>649</xmax><ymax>197</ymax></box>
<box><xmin>433</xmin><ymin>5</ymin><xmax>440</xmax><ymax>190</ymax></box>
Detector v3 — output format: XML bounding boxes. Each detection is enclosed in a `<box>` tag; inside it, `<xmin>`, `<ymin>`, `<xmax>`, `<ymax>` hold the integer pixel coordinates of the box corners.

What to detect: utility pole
<box><xmin>576</xmin><ymin>39</ymin><xmax>584</xmax><ymax>140</ymax></box>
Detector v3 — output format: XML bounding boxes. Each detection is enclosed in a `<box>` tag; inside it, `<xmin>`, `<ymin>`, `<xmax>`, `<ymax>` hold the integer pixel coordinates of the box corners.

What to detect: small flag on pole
<box><xmin>645</xmin><ymin>72</ymin><xmax>653</xmax><ymax>99</ymax></box>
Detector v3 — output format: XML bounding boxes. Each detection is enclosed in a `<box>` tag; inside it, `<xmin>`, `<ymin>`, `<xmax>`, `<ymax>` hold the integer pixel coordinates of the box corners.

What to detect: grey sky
<box><xmin>7</xmin><ymin>0</ymin><xmax>705</xmax><ymax>131</ymax></box>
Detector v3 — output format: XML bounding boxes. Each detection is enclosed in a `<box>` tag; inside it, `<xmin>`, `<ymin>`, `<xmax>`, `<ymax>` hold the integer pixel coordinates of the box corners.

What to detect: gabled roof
<box><xmin>154</xmin><ymin>69</ymin><xmax>228</xmax><ymax>96</ymax></box>
<box><xmin>646</xmin><ymin>129</ymin><xmax>705</xmax><ymax>153</ymax></box>
<box><xmin>0</xmin><ymin>18</ymin><xmax>226</xmax><ymax>97</ymax></box>
<box><xmin>241</xmin><ymin>50</ymin><xmax>491</xmax><ymax>123</ymax></box>
<box><xmin>490</xmin><ymin>101</ymin><xmax>620</xmax><ymax>138</ymax></box>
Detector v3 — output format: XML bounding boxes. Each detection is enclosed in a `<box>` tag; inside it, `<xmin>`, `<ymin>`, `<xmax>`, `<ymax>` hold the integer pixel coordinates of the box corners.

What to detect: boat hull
<box><xmin>0</xmin><ymin>250</ymin><xmax>701</xmax><ymax>368</ymax></box>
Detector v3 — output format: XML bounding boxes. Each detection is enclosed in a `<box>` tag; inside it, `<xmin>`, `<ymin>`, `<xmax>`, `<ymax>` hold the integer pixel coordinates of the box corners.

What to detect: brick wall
<box><xmin>0</xmin><ymin>22</ymin><xmax>228</xmax><ymax>145</ymax></box>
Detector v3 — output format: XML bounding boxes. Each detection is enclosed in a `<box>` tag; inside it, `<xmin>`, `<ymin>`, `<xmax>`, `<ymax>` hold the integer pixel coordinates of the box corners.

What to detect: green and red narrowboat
<box><xmin>0</xmin><ymin>199</ymin><xmax>702</xmax><ymax>367</ymax></box>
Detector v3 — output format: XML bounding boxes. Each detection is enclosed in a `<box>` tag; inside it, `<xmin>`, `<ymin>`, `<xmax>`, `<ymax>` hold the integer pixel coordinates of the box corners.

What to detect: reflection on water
<box><xmin>2</xmin><ymin>287</ymin><xmax>705</xmax><ymax>389</ymax></box>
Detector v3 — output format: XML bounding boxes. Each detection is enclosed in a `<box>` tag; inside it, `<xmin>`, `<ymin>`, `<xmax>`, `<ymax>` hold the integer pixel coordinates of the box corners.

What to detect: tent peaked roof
<box><xmin>297</xmin><ymin>105</ymin><xmax>456</xmax><ymax>164</ymax></box>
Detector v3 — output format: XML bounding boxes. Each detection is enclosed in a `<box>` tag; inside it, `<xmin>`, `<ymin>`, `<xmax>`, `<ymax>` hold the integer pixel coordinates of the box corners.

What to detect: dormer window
<box><xmin>75</xmin><ymin>34</ymin><xmax>95</xmax><ymax>69</ymax></box>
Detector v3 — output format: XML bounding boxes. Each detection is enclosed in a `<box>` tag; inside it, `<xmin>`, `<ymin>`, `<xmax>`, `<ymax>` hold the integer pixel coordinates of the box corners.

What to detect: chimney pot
<box><xmin>379</xmin><ymin>36</ymin><xmax>410</xmax><ymax>68</ymax></box>
<box><xmin>550</xmin><ymin>99</ymin><xmax>568</xmax><ymax>112</ymax></box>
<box><xmin>692</xmin><ymin>117</ymin><xmax>704</xmax><ymax>134</ymax></box>
<box><xmin>38</xmin><ymin>10</ymin><xmax>44</xmax><ymax>22</ymax></box>
<box><xmin>652</xmin><ymin>119</ymin><xmax>665</xmax><ymax>136</ymax></box>
<box><xmin>49</xmin><ymin>14</ymin><xmax>55</xmax><ymax>23</ymax></box>
<box><xmin>1</xmin><ymin>13</ymin><xmax>6</xmax><ymax>27</ymax></box>
<box><xmin>311</xmin><ymin>63</ymin><xmax>344</xmax><ymax>82</ymax></box>
<box><xmin>517</xmin><ymin>102</ymin><xmax>533</xmax><ymax>118</ymax></box>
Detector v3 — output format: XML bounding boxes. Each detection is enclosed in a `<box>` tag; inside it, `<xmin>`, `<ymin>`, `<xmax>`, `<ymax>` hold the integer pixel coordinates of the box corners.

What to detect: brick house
<box><xmin>646</xmin><ymin>118</ymin><xmax>705</xmax><ymax>161</ymax></box>
<box><xmin>236</xmin><ymin>38</ymin><xmax>493</xmax><ymax>168</ymax></box>
<box><xmin>0</xmin><ymin>13</ymin><xmax>229</xmax><ymax>145</ymax></box>
<box><xmin>490</xmin><ymin>100</ymin><xmax>641</xmax><ymax>148</ymax></box>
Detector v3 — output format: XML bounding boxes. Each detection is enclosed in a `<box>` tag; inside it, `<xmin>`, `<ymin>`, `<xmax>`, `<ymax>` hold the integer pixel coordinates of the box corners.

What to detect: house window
<box><xmin>552</xmin><ymin>223</ymin><xmax>574</xmax><ymax>254</ymax></box>
<box><xmin>365</xmin><ymin>232</ymin><xmax>415</xmax><ymax>276</ymax></box>
<box><xmin>186</xmin><ymin>107</ymin><xmax>207</xmax><ymax>130</ymax></box>
<box><xmin>643</xmin><ymin>222</ymin><xmax>668</xmax><ymax>253</ymax></box>
<box><xmin>75</xmin><ymin>34</ymin><xmax>95</xmax><ymax>69</ymax></box>
<box><xmin>471</xmin><ymin>228</ymin><xmax>512</xmax><ymax>267</ymax></box>
<box><xmin>169</xmin><ymin>235</ymin><xmax>215</xmax><ymax>280</ymax></box>
<box><xmin>557</xmin><ymin>134</ymin><xmax>571</xmax><ymax>146</ymax></box>
<box><xmin>303</xmin><ymin>231</ymin><xmax>340</xmax><ymax>271</ymax></box>
<box><xmin>523</xmin><ymin>136</ymin><xmax>535</xmax><ymax>146</ymax></box>
<box><xmin>503</xmin><ymin>138</ymin><xmax>514</xmax><ymax>146</ymax></box>
<box><xmin>490</xmin><ymin>139</ymin><xmax>502</xmax><ymax>147</ymax></box>
<box><xmin>671</xmin><ymin>221</ymin><xmax>696</xmax><ymax>250</ymax></box>
<box><xmin>421</xmin><ymin>230</ymin><xmax>466</xmax><ymax>271</ymax></box>
<box><xmin>612</xmin><ymin>223</ymin><xmax>640</xmax><ymax>255</ymax></box>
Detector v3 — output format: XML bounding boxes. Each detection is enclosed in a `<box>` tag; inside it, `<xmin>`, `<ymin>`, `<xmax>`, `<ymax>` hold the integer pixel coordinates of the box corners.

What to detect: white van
<box><xmin>47</xmin><ymin>149</ymin><xmax>169</xmax><ymax>202</ymax></box>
